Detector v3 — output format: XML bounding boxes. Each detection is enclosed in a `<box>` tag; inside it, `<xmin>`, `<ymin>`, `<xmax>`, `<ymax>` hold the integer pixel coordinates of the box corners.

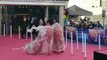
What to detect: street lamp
<box><xmin>102</xmin><ymin>10</ymin><xmax>106</xmax><ymax>28</ymax></box>
<box><xmin>102</xmin><ymin>0</ymin><xmax>106</xmax><ymax>28</ymax></box>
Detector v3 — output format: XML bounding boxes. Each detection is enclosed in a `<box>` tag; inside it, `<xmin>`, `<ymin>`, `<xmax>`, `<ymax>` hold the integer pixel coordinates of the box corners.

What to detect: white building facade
<box><xmin>0</xmin><ymin>0</ymin><xmax>68</xmax><ymax>35</ymax></box>
<box><xmin>67</xmin><ymin>0</ymin><xmax>107</xmax><ymax>27</ymax></box>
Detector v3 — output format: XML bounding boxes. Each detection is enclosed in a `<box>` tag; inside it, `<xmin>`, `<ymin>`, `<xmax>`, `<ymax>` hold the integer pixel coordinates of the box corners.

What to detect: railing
<box><xmin>0</xmin><ymin>0</ymin><xmax>68</xmax><ymax>2</ymax></box>
<box><xmin>0</xmin><ymin>0</ymin><xmax>68</xmax><ymax>5</ymax></box>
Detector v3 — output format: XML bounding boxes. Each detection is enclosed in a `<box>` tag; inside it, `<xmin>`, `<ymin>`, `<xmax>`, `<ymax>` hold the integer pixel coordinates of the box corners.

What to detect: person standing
<box><xmin>97</xmin><ymin>21</ymin><xmax>104</xmax><ymax>29</ymax></box>
<box><xmin>52</xmin><ymin>20</ymin><xmax>65</xmax><ymax>53</ymax></box>
<box><xmin>21</xmin><ymin>16</ymin><xmax>27</xmax><ymax>39</ymax></box>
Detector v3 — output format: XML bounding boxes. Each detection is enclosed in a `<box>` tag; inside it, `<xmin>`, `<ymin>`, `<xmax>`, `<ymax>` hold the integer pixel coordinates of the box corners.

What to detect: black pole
<box><xmin>103</xmin><ymin>17</ymin><xmax>105</xmax><ymax>28</ymax></box>
<box><xmin>100</xmin><ymin>0</ymin><xmax>102</xmax><ymax>7</ymax></box>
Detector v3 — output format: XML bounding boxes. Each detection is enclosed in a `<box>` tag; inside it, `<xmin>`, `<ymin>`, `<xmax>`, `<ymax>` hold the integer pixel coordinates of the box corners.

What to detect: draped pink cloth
<box><xmin>52</xmin><ymin>23</ymin><xmax>65</xmax><ymax>53</ymax></box>
<box><xmin>24</xmin><ymin>26</ymin><xmax>53</xmax><ymax>55</ymax></box>
<box><xmin>24</xmin><ymin>23</ymin><xmax>65</xmax><ymax>55</ymax></box>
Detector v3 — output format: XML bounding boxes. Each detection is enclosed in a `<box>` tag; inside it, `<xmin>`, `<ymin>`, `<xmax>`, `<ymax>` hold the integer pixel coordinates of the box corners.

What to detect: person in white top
<box><xmin>24</xmin><ymin>19</ymin><xmax>53</xmax><ymax>55</ymax></box>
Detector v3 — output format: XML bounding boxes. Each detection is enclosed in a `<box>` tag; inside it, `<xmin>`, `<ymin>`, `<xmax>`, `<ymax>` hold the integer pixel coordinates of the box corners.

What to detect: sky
<box><xmin>67</xmin><ymin>0</ymin><xmax>102</xmax><ymax>15</ymax></box>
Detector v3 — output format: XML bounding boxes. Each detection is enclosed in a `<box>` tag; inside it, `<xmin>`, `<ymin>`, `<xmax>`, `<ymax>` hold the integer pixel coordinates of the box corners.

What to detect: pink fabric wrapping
<box><xmin>52</xmin><ymin>23</ymin><xmax>65</xmax><ymax>53</ymax></box>
<box><xmin>24</xmin><ymin>26</ymin><xmax>53</xmax><ymax>55</ymax></box>
<box><xmin>24</xmin><ymin>23</ymin><xmax>65</xmax><ymax>55</ymax></box>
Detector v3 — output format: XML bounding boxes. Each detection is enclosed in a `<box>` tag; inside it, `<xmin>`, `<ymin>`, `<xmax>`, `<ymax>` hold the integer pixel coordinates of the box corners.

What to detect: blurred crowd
<box><xmin>65</xmin><ymin>17</ymin><xmax>104</xmax><ymax>29</ymax></box>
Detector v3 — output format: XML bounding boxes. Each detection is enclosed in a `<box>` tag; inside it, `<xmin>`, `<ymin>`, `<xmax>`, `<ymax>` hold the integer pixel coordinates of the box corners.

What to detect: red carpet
<box><xmin>0</xmin><ymin>35</ymin><xmax>107</xmax><ymax>60</ymax></box>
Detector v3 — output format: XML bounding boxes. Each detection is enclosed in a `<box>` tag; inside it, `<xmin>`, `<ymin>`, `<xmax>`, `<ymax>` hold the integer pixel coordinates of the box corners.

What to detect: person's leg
<box><xmin>21</xmin><ymin>26</ymin><xmax>26</xmax><ymax>39</ymax></box>
<box><xmin>32</xmin><ymin>30</ymin><xmax>39</xmax><ymax>40</ymax></box>
<box><xmin>21</xmin><ymin>28</ymin><xmax>24</xmax><ymax>39</ymax></box>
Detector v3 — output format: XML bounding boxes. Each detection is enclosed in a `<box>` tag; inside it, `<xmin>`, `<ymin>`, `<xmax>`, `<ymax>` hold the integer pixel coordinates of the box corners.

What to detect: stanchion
<box><xmin>82</xmin><ymin>31</ymin><xmax>84</xmax><ymax>53</ymax></box>
<box><xmin>98</xmin><ymin>34</ymin><xmax>101</xmax><ymax>50</ymax></box>
<box><xmin>18</xmin><ymin>26</ymin><xmax>21</xmax><ymax>39</ymax></box>
<box><xmin>76</xmin><ymin>31</ymin><xmax>79</xmax><ymax>51</ymax></box>
<box><xmin>26</xmin><ymin>27</ymin><xmax>28</xmax><ymax>40</ymax></box>
<box><xmin>10</xmin><ymin>25</ymin><xmax>12</xmax><ymax>38</ymax></box>
<box><xmin>84</xmin><ymin>33</ymin><xmax>87</xmax><ymax>59</ymax></box>
<box><xmin>31</xmin><ymin>32</ymin><xmax>33</xmax><ymax>42</ymax></box>
<box><xmin>65</xmin><ymin>30</ymin><xmax>67</xmax><ymax>49</ymax></box>
<box><xmin>95</xmin><ymin>33</ymin><xmax>97</xmax><ymax>43</ymax></box>
<box><xmin>70</xmin><ymin>32</ymin><xmax>73</xmax><ymax>54</ymax></box>
<box><xmin>3</xmin><ymin>24</ymin><xmax>5</xmax><ymax>37</ymax></box>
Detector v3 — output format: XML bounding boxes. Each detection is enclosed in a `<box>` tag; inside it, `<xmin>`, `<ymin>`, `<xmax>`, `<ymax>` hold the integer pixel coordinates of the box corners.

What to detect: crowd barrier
<box><xmin>78</xmin><ymin>29</ymin><xmax>89</xmax><ymax>43</ymax></box>
<box><xmin>2</xmin><ymin>24</ymin><xmax>107</xmax><ymax>46</ymax></box>
<box><xmin>105</xmin><ymin>29</ymin><xmax>107</xmax><ymax>45</ymax></box>
<box><xmin>2</xmin><ymin>24</ymin><xmax>33</xmax><ymax>42</ymax></box>
<box><xmin>65</xmin><ymin>27</ymin><xmax>107</xmax><ymax>46</ymax></box>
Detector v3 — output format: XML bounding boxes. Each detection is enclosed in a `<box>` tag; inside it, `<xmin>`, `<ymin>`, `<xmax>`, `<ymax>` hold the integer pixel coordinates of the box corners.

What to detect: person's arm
<box><xmin>27</xmin><ymin>25</ymin><xmax>36</xmax><ymax>33</ymax></box>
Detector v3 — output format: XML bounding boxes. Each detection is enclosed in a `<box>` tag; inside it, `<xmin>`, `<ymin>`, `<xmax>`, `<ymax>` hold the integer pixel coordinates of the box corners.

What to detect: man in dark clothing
<box><xmin>29</xmin><ymin>16</ymin><xmax>39</xmax><ymax>40</ymax></box>
<box><xmin>97</xmin><ymin>21</ymin><xmax>104</xmax><ymax>29</ymax></box>
<box><xmin>21</xmin><ymin>16</ymin><xmax>27</xmax><ymax>39</ymax></box>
